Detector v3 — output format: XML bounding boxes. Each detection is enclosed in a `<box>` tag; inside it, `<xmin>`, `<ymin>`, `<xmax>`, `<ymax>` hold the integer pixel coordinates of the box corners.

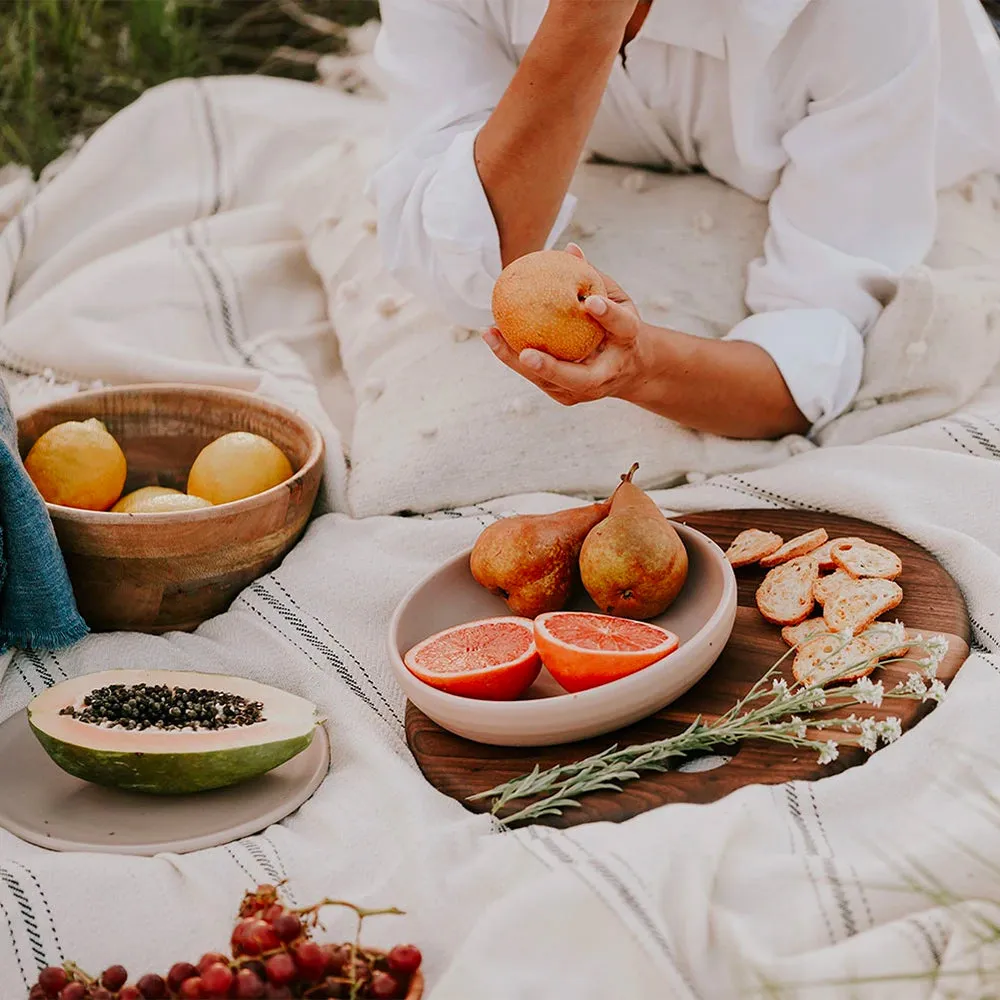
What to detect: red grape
<box><xmin>136</xmin><ymin>973</ymin><xmax>167</xmax><ymax>999</ymax></box>
<box><xmin>369</xmin><ymin>971</ymin><xmax>401</xmax><ymax>998</ymax></box>
<box><xmin>28</xmin><ymin>986</ymin><xmax>47</xmax><ymax>1000</ymax></box>
<box><xmin>100</xmin><ymin>965</ymin><xmax>128</xmax><ymax>992</ymax></box>
<box><xmin>90</xmin><ymin>989</ymin><xmax>113</xmax><ymax>1000</ymax></box>
<box><xmin>57</xmin><ymin>984</ymin><xmax>85</xmax><ymax>1000</ymax></box>
<box><xmin>120</xmin><ymin>988</ymin><xmax>142</xmax><ymax>1000</ymax></box>
<box><xmin>386</xmin><ymin>945</ymin><xmax>422</xmax><ymax>977</ymax></box>
<box><xmin>231</xmin><ymin>919</ymin><xmax>257</xmax><ymax>956</ymax></box>
<box><xmin>168</xmin><ymin>962</ymin><xmax>199</xmax><ymax>991</ymax></box>
<box><xmin>200</xmin><ymin>962</ymin><xmax>234</xmax><ymax>997</ymax></box>
<box><xmin>38</xmin><ymin>967</ymin><xmax>68</xmax><ymax>997</ymax></box>
<box><xmin>262</xmin><ymin>986</ymin><xmax>292</xmax><ymax>1000</ymax></box>
<box><xmin>234</xmin><ymin>969</ymin><xmax>265</xmax><ymax>999</ymax></box>
<box><xmin>271</xmin><ymin>913</ymin><xmax>302</xmax><ymax>943</ymax></box>
<box><xmin>178</xmin><ymin>978</ymin><xmax>204</xmax><ymax>1000</ymax></box>
<box><xmin>242</xmin><ymin>960</ymin><xmax>267</xmax><ymax>981</ymax></box>
<box><xmin>321</xmin><ymin>943</ymin><xmax>350</xmax><ymax>976</ymax></box>
<box><xmin>197</xmin><ymin>953</ymin><xmax>229</xmax><ymax>974</ymax></box>
<box><xmin>261</xmin><ymin>904</ymin><xmax>284</xmax><ymax>923</ymax></box>
<box><xmin>292</xmin><ymin>940</ymin><xmax>325</xmax><ymax>982</ymax></box>
<box><xmin>263</xmin><ymin>953</ymin><xmax>296</xmax><ymax>987</ymax></box>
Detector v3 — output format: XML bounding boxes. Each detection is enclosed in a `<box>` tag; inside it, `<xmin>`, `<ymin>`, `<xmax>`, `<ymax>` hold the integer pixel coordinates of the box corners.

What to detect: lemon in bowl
<box><xmin>24</xmin><ymin>418</ymin><xmax>127</xmax><ymax>511</ymax></box>
<box><xmin>112</xmin><ymin>487</ymin><xmax>213</xmax><ymax>514</ymax></box>
<box><xmin>187</xmin><ymin>432</ymin><xmax>294</xmax><ymax>505</ymax></box>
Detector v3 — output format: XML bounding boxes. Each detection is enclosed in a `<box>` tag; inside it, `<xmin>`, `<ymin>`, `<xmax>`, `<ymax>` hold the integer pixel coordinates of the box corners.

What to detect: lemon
<box><xmin>24</xmin><ymin>418</ymin><xmax>127</xmax><ymax>511</ymax></box>
<box><xmin>186</xmin><ymin>432</ymin><xmax>293</xmax><ymax>505</ymax></box>
<box><xmin>112</xmin><ymin>487</ymin><xmax>214</xmax><ymax>514</ymax></box>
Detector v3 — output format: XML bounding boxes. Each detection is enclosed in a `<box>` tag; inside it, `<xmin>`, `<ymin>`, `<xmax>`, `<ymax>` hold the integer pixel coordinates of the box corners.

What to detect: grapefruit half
<box><xmin>403</xmin><ymin>617</ymin><xmax>541</xmax><ymax>700</ymax></box>
<box><xmin>534</xmin><ymin>612</ymin><xmax>680</xmax><ymax>693</ymax></box>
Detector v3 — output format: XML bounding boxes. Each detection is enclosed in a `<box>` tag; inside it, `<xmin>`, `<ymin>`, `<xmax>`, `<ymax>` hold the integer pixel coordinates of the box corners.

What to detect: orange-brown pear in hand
<box><xmin>470</xmin><ymin>499</ymin><xmax>612</xmax><ymax>618</ymax></box>
<box><xmin>579</xmin><ymin>464</ymin><xmax>689</xmax><ymax>620</ymax></box>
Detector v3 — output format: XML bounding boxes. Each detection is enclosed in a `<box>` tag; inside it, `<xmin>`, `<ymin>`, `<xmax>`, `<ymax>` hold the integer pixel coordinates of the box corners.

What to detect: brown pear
<box><xmin>579</xmin><ymin>464</ymin><xmax>689</xmax><ymax>620</ymax></box>
<box><xmin>470</xmin><ymin>499</ymin><xmax>612</xmax><ymax>618</ymax></box>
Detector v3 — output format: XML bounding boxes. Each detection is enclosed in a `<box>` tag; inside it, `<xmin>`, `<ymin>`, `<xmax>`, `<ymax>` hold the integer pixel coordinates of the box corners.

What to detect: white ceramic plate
<box><xmin>0</xmin><ymin>713</ymin><xmax>330</xmax><ymax>855</ymax></box>
<box><xmin>388</xmin><ymin>521</ymin><xmax>737</xmax><ymax>747</ymax></box>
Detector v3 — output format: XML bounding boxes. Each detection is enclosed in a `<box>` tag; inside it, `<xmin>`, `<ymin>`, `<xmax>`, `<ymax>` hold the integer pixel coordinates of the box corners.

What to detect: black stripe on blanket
<box><xmin>238</xmin><ymin>582</ymin><xmax>403</xmax><ymax>741</ymax></box>
<box><xmin>182</xmin><ymin>229</ymin><xmax>257</xmax><ymax>369</ymax></box>
<box><xmin>525</xmin><ymin>828</ymin><xmax>703</xmax><ymax>999</ymax></box>
<box><xmin>268</xmin><ymin>578</ymin><xmax>404</xmax><ymax>730</ymax></box>
<box><xmin>194</xmin><ymin>79</ymin><xmax>224</xmax><ymax>216</ymax></box>
<box><xmin>0</xmin><ymin>866</ymin><xmax>48</xmax><ymax>975</ymax></box>
<box><xmin>19</xmin><ymin>649</ymin><xmax>55</xmax><ymax>689</ymax></box>
<box><xmin>6</xmin><ymin>863</ymin><xmax>63</xmax><ymax>964</ymax></box>
<box><xmin>0</xmin><ymin>887</ymin><xmax>28</xmax><ymax>990</ymax></box>
<box><xmin>782</xmin><ymin>785</ymin><xmax>838</xmax><ymax>945</ymax></box>
<box><xmin>954</xmin><ymin>417</ymin><xmax>1000</xmax><ymax>460</ymax></box>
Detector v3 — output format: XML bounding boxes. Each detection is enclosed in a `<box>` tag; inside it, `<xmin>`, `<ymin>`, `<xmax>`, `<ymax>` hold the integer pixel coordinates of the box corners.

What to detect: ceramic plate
<box><xmin>388</xmin><ymin>521</ymin><xmax>737</xmax><ymax>746</ymax></box>
<box><xmin>0</xmin><ymin>713</ymin><xmax>330</xmax><ymax>855</ymax></box>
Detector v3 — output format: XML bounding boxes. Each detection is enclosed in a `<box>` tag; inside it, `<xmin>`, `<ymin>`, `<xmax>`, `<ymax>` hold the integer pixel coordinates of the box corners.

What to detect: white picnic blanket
<box><xmin>3</xmin><ymin>40</ymin><xmax>1000</xmax><ymax>1000</ymax></box>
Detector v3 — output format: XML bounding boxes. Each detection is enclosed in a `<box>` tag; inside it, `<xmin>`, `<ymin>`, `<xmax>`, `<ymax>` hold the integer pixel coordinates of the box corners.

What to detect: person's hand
<box><xmin>483</xmin><ymin>244</ymin><xmax>654</xmax><ymax>407</ymax></box>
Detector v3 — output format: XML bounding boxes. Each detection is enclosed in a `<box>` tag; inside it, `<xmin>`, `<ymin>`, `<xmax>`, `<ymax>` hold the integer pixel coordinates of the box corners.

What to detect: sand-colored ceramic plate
<box><xmin>388</xmin><ymin>521</ymin><xmax>737</xmax><ymax>747</ymax></box>
<box><xmin>0</xmin><ymin>713</ymin><xmax>330</xmax><ymax>855</ymax></box>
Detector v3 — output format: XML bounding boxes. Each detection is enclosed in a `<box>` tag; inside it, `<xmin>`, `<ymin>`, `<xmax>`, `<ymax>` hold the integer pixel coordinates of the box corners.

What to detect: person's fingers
<box><xmin>565</xmin><ymin>242</ymin><xmax>587</xmax><ymax>261</ymax></box>
<box><xmin>583</xmin><ymin>294</ymin><xmax>640</xmax><ymax>345</ymax></box>
<box><xmin>483</xmin><ymin>329</ymin><xmax>565</xmax><ymax>393</ymax></box>
<box><xmin>517</xmin><ymin>347</ymin><xmax>620</xmax><ymax>400</ymax></box>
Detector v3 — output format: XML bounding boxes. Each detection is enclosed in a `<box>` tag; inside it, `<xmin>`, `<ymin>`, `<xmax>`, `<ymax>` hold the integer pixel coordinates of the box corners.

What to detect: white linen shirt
<box><xmin>368</xmin><ymin>0</ymin><xmax>1000</xmax><ymax>430</ymax></box>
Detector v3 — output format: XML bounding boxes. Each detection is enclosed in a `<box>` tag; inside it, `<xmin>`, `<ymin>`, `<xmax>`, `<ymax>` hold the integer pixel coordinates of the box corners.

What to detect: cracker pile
<box><xmin>725</xmin><ymin>529</ymin><xmax>908</xmax><ymax>687</ymax></box>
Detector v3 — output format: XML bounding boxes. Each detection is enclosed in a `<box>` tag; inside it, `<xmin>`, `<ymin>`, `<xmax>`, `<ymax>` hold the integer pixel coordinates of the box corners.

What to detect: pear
<box><xmin>470</xmin><ymin>499</ymin><xmax>613</xmax><ymax>618</ymax></box>
<box><xmin>579</xmin><ymin>464</ymin><xmax>689</xmax><ymax>620</ymax></box>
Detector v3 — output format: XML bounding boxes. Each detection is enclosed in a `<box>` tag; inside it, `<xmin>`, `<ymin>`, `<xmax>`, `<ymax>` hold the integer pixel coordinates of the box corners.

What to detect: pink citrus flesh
<box><xmin>534</xmin><ymin>612</ymin><xmax>680</xmax><ymax>693</ymax></box>
<box><xmin>403</xmin><ymin>617</ymin><xmax>541</xmax><ymax>700</ymax></box>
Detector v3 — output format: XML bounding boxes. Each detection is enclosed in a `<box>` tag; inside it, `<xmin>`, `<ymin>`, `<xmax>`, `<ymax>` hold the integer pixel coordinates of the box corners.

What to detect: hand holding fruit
<box><xmin>485</xmin><ymin>245</ymin><xmax>651</xmax><ymax>408</ymax></box>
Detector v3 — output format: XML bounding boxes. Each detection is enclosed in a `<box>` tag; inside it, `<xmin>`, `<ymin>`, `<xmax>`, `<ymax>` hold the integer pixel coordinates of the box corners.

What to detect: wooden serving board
<box><xmin>405</xmin><ymin>510</ymin><xmax>970</xmax><ymax>828</ymax></box>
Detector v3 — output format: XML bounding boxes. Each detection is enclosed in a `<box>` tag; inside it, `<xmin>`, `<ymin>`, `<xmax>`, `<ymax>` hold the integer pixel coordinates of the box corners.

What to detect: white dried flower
<box><xmin>876</xmin><ymin>717</ymin><xmax>903</xmax><ymax>744</ymax></box>
<box><xmin>789</xmin><ymin>716</ymin><xmax>807</xmax><ymax>739</ymax></box>
<box><xmin>902</xmin><ymin>672</ymin><xmax>928</xmax><ymax>696</ymax></box>
<box><xmin>923</xmin><ymin>679</ymin><xmax>947</xmax><ymax>703</ymax></box>
<box><xmin>858</xmin><ymin>718</ymin><xmax>879</xmax><ymax>752</ymax></box>
<box><xmin>817</xmin><ymin>741</ymin><xmax>840</xmax><ymax>765</ymax></box>
<box><xmin>802</xmin><ymin>687</ymin><xmax>827</xmax><ymax>709</ymax></box>
<box><xmin>852</xmin><ymin>677</ymin><xmax>884</xmax><ymax>708</ymax></box>
<box><xmin>771</xmin><ymin>678</ymin><xmax>791</xmax><ymax>698</ymax></box>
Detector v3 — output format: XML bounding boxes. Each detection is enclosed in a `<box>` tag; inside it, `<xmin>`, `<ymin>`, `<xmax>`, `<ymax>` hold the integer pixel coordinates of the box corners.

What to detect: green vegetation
<box><xmin>0</xmin><ymin>0</ymin><xmax>378</xmax><ymax>174</ymax></box>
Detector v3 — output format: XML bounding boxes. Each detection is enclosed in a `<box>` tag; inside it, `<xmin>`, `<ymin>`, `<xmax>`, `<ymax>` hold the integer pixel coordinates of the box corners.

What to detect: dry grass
<box><xmin>0</xmin><ymin>0</ymin><xmax>378</xmax><ymax>174</ymax></box>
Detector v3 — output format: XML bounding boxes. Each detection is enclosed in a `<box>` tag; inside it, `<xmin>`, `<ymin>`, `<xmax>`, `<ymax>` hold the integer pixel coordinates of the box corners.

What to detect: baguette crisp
<box><xmin>725</xmin><ymin>528</ymin><xmax>784</xmax><ymax>568</ymax></box>
<box><xmin>759</xmin><ymin>528</ymin><xmax>829</xmax><ymax>569</ymax></box>
<box><xmin>822</xmin><ymin>578</ymin><xmax>904</xmax><ymax>634</ymax></box>
<box><xmin>756</xmin><ymin>555</ymin><xmax>820</xmax><ymax>625</ymax></box>
<box><xmin>830</xmin><ymin>538</ymin><xmax>903</xmax><ymax>580</ymax></box>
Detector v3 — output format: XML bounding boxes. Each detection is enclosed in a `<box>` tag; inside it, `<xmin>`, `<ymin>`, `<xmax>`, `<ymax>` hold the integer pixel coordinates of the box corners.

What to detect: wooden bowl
<box><xmin>16</xmin><ymin>384</ymin><xmax>324</xmax><ymax>635</ymax></box>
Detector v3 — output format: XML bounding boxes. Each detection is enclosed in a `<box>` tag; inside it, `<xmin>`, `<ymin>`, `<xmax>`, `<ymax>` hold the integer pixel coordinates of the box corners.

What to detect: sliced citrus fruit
<box><xmin>403</xmin><ymin>617</ymin><xmax>541</xmax><ymax>701</ymax></box>
<box><xmin>534</xmin><ymin>612</ymin><xmax>679</xmax><ymax>693</ymax></box>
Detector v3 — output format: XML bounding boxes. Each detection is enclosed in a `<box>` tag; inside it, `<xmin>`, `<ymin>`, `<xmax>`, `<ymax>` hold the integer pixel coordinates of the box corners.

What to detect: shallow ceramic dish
<box><xmin>0</xmin><ymin>711</ymin><xmax>330</xmax><ymax>856</ymax></box>
<box><xmin>16</xmin><ymin>384</ymin><xmax>324</xmax><ymax>634</ymax></box>
<box><xmin>388</xmin><ymin>521</ymin><xmax>737</xmax><ymax>747</ymax></box>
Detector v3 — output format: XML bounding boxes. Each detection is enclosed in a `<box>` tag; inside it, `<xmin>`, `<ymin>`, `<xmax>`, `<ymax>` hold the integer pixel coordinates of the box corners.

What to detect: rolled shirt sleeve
<box><xmin>368</xmin><ymin>0</ymin><xmax>576</xmax><ymax>329</ymax></box>
<box><xmin>725</xmin><ymin>0</ymin><xmax>941</xmax><ymax>432</ymax></box>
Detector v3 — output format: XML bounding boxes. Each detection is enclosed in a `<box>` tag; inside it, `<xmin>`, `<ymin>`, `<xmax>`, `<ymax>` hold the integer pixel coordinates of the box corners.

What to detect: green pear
<box><xmin>579</xmin><ymin>464</ymin><xmax>689</xmax><ymax>620</ymax></box>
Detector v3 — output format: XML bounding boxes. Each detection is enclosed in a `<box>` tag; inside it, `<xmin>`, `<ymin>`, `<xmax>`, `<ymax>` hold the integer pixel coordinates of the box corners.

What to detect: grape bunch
<box><xmin>26</xmin><ymin>885</ymin><xmax>422</xmax><ymax>1000</ymax></box>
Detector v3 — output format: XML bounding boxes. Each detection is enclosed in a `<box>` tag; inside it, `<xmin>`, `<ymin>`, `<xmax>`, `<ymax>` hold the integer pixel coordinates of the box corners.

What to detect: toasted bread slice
<box><xmin>760</xmin><ymin>528</ymin><xmax>829</xmax><ymax>569</ymax></box>
<box><xmin>756</xmin><ymin>555</ymin><xmax>819</xmax><ymax>625</ymax></box>
<box><xmin>781</xmin><ymin>618</ymin><xmax>832</xmax><ymax>647</ymax></box>
<box><xmin>822</xmin><ymin>578</ymin><xmax>903</xmax><ymax>634</ymax></box>
<box><xmin>865</xmin><ymin>621</ymin><xmax>911</xmax><ymax>660</ymax></box>
<box><xmin>812</xmin><ymin>539</ymin><xmax>842</xmax><ymax>572</ymax></box>
<box><xmin>830</xmin><ymin>538</ymin><xmax>902</xmax><ymax>580</ymax></box>
<box><xmin>793</xmin><ymin>631</ymin><xmax>882</xmax><ymax>687</ymax></box>
<box><xmin>725</xmin><ymin>528</ymin><xmax>784</xmax><ymax>568</ymax></box>
<box><xmin>813</xmin><ymin>570</ymin><xmax>854</xmax><ymax>605</ymax></box>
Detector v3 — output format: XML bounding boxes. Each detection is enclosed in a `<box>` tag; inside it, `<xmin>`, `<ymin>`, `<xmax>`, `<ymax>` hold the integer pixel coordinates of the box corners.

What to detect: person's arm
<box><xmin>489</xmin><ymin>0</ymin><xmax>944</xmax><ymax>440</ymax></box>
<box><xmin>484</xmin><ymin>246</ymin><xmax>808</xmax><ymax>440</ymax></box>
<box><xmin>474</xmin><ymin>0</ymin><xmax>637</xmax><ymax>266</ymax></box>
<box><xmin>370</xmin><ymin>0</ymin><xmax>633</xmax><ymax>328</ymax></box>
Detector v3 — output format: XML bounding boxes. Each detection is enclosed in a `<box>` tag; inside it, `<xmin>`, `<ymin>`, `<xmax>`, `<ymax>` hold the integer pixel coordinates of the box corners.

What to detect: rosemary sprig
<box><xmin>472</xmin><ymin>628</ymin><xmax>950</xmax><ymax>827</ymax></box>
